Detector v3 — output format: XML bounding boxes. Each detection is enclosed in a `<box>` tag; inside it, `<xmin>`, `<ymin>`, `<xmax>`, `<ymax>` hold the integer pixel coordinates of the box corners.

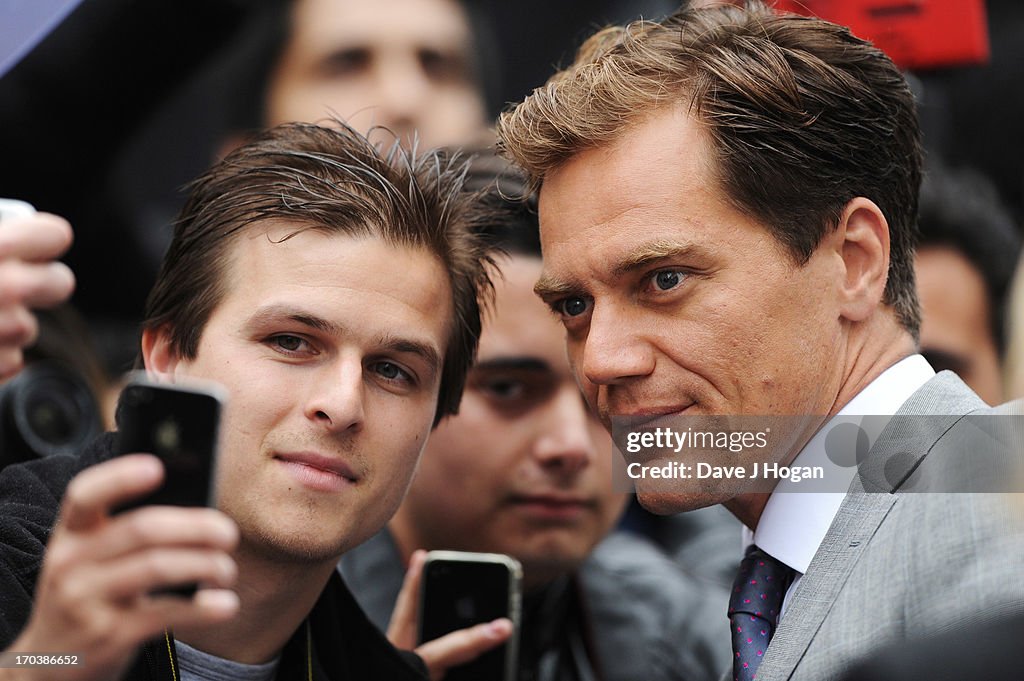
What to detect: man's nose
<box><xmin>373</xmin><ymin>56</ymin><xmax>430</xmax><ymax>138</ymax></box>
<box><xmin>579</xmin><ymin>304</ymin><xmax>655</xmax><ymax>386</ymax></box>
<box><xmin>533</xmin><ymin>387</ymin><xmax>599</xmax><ymax>476</ymax></box>
<box><xmin>304</xmin><ymin>354</ymin><xmax>365</xmax><ymax>433</ymax></box>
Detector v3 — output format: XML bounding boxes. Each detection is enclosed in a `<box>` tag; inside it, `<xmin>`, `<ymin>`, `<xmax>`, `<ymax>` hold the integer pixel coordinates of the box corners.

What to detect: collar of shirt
<box><xmin>742</xmin><ymin>354</ymin><xmax>936</xmax><ymax>577</ymax></box>
<box><xmin>175</xmin><ymin>639</ymin><xmax>281</xmax><ymax>681</ymax></box>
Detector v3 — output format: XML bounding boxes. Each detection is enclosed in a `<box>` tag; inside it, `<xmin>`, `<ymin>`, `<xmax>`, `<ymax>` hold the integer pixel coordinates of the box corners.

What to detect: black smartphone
<box><xmin>418</xmin><ymin>551</ymin><xmax>522</xmax><ymax>681</ymax></box>
<box><xmin>114</xmin><ymin>376</ymin><xmax>225</xmax><ymax>512</ymax></box>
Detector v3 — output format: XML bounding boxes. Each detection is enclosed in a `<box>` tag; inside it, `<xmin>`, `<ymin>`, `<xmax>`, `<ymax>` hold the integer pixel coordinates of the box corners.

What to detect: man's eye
<box><xmin>651</xmin><ymin>269</ymin><xmax>686</xmax><ymax>291</ymax></box>
<box><xmin>271</xmin><ymin>335</ymin><xmax>308</xmax><ymax>353</ymax></box>
<box><xmin>373</xmin><ymin>361</ymin><xmax>412</xmax><ymax>384</ymax></box>
<box><xmin>482</xmin><ymin>378</ymin><xmax>525</xmax><ymax>400</ymax></box>
<box><xmin>319</xmin><ymin>48</ymin><xmax>372</xmax><ymax>78</ymax></box>
<box><xmin>419</xmin><ymin>49</ymin><xmax>470</xmax><ymax>82</ymax></box>
<box><xmin>558</xmin><ymin>297</ymin><xmax>591</xmax><ymax>317</ymax></box>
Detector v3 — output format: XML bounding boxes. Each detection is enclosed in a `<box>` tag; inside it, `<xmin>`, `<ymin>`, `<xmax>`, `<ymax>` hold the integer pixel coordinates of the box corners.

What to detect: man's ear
<box><xmin>834</xmin><ymin>197</ymin><xmax>890</xmax><ymax>323</ymax></box>
<box><xmin>141</xmin><ymin>326</ymin><xmax>181</xmax><ymax>381</ymax></box>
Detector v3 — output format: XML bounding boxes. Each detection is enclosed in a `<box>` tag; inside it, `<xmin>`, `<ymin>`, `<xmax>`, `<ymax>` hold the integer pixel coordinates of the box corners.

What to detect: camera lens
<box><xmin>0</xmin><ymin>362</ymin><xmax>102</xmax><ymax>464</ymax></box>
<box><xmin>24</xmin><ymin>385</ymin><xmax>82</xmax><ymax>445</ymax></box>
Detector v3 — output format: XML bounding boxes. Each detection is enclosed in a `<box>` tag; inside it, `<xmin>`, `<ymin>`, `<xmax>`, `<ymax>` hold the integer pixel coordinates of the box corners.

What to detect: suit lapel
<box><xmin>753</xmin><ymin>490</ymin><xmax>899</xmax><ymax>680</ymax></box>
<box><xmin>752</xmin><ymin>372</ymin><xmax>984</xmax><ymax>680</ymax></box>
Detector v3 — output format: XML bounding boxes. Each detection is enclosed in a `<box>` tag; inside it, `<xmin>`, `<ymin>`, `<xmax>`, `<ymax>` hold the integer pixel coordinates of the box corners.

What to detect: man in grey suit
<box><xmin>495</xmin><ymin>2</ymin><xmax>1024</xmax><ymax>680</ymax></box>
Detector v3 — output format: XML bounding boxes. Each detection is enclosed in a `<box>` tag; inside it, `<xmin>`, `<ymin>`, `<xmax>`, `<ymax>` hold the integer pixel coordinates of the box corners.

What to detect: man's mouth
<box><xmin>609</xmin><ymin>403</ymin><xmax>696</xmax><ymax>428</ymax></box>
<box><xmin>508</xmin><ymin>493</ymin><xmax>593</xmax><ymax>521</ymax></box>
<box><xmin>274</xmin><ymin>452</ymin><xmax>359</xmax><ymax>492</ymax></box>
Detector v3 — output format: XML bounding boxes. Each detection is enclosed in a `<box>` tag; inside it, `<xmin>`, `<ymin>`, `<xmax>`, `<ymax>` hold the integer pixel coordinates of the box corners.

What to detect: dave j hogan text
<box><xmin>626</xmin><ymin>461</ymin><xmax>824</xmax><ymax>483</ymax></box>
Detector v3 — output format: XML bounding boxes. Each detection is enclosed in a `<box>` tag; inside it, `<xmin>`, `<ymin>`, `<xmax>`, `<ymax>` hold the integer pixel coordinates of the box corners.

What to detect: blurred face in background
<box><xmin>390</xmin><ymin>256</ymin><xmax>625</xmax><ymax>590</ymax></box>
<box><xmin>265</xmin><ymin>0</ymin><xmax>488</xmax><ymax>150</ymax></box>
<box><xmin>915</xmin><ymin>245</ymin><xmax>1002</xmax><ymax>404</ymax></box>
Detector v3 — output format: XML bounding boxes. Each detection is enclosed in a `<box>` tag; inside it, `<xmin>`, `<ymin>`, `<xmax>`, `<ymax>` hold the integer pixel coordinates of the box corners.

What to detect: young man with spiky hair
<box><xmin>0</xmin><ymin>121</ymin><xmax>502</xmax><ymax>681</ymax></box>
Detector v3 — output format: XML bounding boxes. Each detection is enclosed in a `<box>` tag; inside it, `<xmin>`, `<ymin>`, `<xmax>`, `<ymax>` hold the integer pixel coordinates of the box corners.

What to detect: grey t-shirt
<box><xmin>176</xmin><ymin>640</ymin><xmax>280</xmax><ymax>681</ymax></box>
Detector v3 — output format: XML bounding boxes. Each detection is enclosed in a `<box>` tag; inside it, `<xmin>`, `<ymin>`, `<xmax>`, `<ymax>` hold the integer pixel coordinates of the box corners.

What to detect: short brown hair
<box><xmin>143</xmin><ymin>121</ymin><xmax>493</xmax><ymax>424</ymax></box>
<box><xmin>497</xmin><ymin>1</ymin><xmax>922</xmax><ymax>336</ymax></box>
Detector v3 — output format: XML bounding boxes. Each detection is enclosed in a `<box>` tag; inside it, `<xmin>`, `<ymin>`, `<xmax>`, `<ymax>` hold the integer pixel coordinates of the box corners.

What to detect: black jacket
<box><xmin>0</xmin><ymin>433</ymin><xmax>428</xmax><ymax>680</ymax></box>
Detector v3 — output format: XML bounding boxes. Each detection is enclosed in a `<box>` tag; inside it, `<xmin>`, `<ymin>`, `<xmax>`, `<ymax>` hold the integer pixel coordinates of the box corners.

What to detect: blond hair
<box><xmin>497</xmin><ymin>1</ymin><xmax>922</xmax><ymax>336</ymax></box>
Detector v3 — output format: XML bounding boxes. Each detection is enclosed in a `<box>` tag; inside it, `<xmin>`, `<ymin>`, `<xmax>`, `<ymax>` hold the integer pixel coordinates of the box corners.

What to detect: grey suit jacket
<box><xmin>752</xmin><ymin>372</ymin><xmax>1024</xmax><ymax>681</ymax></box>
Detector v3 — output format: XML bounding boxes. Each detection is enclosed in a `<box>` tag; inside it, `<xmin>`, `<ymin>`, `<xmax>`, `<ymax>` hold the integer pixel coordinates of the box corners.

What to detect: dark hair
<box><xmin>218</xmin><ymin>0</ymin><xmax>291</xmax><ymax>133</ymax></box>
<box><xmin>497</xmin><ymin>0</ymin><xmax>923</xmax><ymax>337</ymax></box>
<box><xmin>143</xmin><ymin>120</ymin><xmax>493</xmax><ymax>424</ymax></box>
<box><xmin>918</xmin><ymin>162</ymin><xmax>1022</xmax><ymax>351</ymax></box>
<box><xmin>461</xmin><ymin>147</ymin><xmax>540</xmax><ymax>259</ymax></box>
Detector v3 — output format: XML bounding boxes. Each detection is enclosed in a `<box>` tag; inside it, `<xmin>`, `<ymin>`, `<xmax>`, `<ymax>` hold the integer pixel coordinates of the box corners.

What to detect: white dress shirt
<box><xmin>742</xmin><ymin>354</ymin><xmax>936</xmax><ymax>617</ymax></box>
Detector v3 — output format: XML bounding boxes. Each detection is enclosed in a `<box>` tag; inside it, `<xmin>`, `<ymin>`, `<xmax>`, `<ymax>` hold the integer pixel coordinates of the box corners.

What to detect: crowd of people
<box><xmin>1</xmin><ymin>2</ymin><xmax>1022</xmax><ymax>681</ymax></box>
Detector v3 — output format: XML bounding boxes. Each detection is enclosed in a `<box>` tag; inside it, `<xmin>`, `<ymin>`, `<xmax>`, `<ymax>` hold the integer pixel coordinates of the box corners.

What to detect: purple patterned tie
<box><xmin>728</xmin><ymin>546</ymin><xmax>795</xmax><ymax>681</ymax></box>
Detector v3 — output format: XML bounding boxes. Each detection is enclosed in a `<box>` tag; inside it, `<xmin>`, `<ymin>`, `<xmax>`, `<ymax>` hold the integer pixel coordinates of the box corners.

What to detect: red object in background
<box><xmin>772</xmin><ymin>0</ymin><xmax>989</xmax><ymax>70</ymax></box>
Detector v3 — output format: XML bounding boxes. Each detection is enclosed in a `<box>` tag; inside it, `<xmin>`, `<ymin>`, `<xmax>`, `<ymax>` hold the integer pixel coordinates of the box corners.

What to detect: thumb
<box><xmin>415</xmin><ymin>618</ymin><xmax>513</xmax><ymax>681</ymax></box>
<box><xmin>387</xmin><ymin>549</ymin><xmax>428</xmax><ymax>648</ymax></box>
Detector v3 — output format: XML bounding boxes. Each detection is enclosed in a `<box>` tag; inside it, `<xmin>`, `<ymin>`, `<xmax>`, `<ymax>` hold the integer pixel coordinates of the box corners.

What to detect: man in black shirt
<box><xmin>0</xmin><ymin>121</ymin><xmax>500</xmax><ymax>681</ymax></box>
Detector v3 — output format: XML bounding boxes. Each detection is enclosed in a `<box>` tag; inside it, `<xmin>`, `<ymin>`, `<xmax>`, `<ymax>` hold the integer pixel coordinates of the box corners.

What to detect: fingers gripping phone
<box><xmin>114</xmin><ymin>376</ymin><xmax>224</xmax><ymax>512</ymax></box>
<box><xmin>418</xmin><ymin>551</ymin><xmax>523</xmax><ymax>681</ymax></box>
<box><xmin>113</xmin><ymin>377</ymin><xmax>225</xmax><ymax>595</ymax></box>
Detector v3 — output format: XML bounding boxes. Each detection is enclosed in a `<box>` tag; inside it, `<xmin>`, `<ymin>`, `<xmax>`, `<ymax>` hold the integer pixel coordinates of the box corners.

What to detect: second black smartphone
<box><xmin>418</xmin><ymin>550</ymin><xmax>522</xmax><ymax>681</ymax></box>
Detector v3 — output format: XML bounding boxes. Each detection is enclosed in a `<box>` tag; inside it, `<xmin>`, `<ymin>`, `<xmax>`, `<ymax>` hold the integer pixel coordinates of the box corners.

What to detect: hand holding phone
<box><xmin>417</xmin><ymin>551</ymin><xmax>522</xmax><ymax>681</ymax></box>
<box><xmin>11</xmin><ymin>455</ymin><xmax>239</xmax><ymax>681</ymax></box>
<box><xmin>386</xmin><ymin>550</ymin><xmax>514</xmax><ymax>679</ymax></box>
<box><xmin>14</xmin><ymin>376</ymin><xmax>235</xmax><ymax>678</ymax></box>
<box><xmin>113</xmin><ymin>376</ymin><xmax>226</xmax><ymax>596</ymax></box>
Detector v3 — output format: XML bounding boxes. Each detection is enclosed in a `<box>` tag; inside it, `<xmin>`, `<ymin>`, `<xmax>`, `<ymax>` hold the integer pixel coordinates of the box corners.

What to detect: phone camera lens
<box><xmin>154</xmin><ymin>419</ymin><xmax>181</xmax><ymax>453</ymax></box>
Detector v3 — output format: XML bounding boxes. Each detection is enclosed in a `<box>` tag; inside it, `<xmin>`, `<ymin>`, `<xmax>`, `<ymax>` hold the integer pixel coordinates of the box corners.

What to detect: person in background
<box><xmin>343</xmin><ymin>154</ymin><xmax>731</xmax><ymax>681</ymax></box>
<box><xmin>222</xmin><ymin>0</ymin><xmax>491</xmax><ymax>152</ymax></box>
<box><xmin>914</xmin><ymin>162</ymin><xmax>1021</xmax><ymax>404</ymax></box>
<box><xmin>1002</xmin><ymin>250</ymin><xmax>1024</xmax><ymax>398</ymax></box>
